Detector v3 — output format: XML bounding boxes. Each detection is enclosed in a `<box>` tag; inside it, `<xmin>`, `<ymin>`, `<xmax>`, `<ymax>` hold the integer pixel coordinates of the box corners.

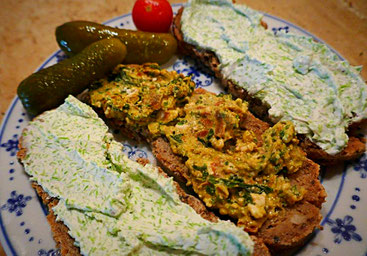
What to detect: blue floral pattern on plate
<box><xmin>0</xmin><ymin>134</ymin><xmax>19</xmax><ymax>157</ymax></box>
<box><xmin>1</xmin><ymin>191</ymin><xmax>32</xmax><ymax>217</ymax></box>
<box><xmin>326</xmin><ymin>215</ymin><xmax>362</xmax><ymax>244</ymax></box>
<box><xmin>272</xmin><ymin>25</ymin><xmax>289</xmax><ymax>35</ymax></box>
<box><xmin>353</xmin><ymin>153</ymin><xmax>367</xmax><ymax>179</ymax></box>
<box><xmin>173</xmin><ymin>57</ymin><xmax>213</xmax><ymax>88</ymax></box>
<box><xmin>122</xmin><ymin>143</ymin><xmax>148</xmax><ymax>160</ymax></box>
<box><xmin>38</xmin><ymin>249</ymin><xmax>61</xmax><ymax>256</ymax></box>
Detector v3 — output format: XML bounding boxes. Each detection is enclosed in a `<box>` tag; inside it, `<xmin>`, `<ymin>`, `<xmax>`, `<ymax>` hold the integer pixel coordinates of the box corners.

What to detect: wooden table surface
<box><xmin>0</xmin><ymin>0</ymin><xmax>366</xmax><ymax>255</ymax></box>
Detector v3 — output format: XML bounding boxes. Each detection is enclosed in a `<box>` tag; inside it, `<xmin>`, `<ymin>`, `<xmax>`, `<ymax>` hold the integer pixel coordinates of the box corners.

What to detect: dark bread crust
<box><xmin>18</xmin><ymin>135</ymin><xmax>82</xmax><ymax>256</ymax></box>
<box><xmin>172</xmin><ymin>7</ymin><xmax>366</xmax><ymax>165</ymax></box>
<box><xmin>18</xmin><ymin>136</ymin><xmax>270</xmax><ymax>256</ymax></box>
<box><xmin>32</xmin><ymin>183</ymin><xmax>80</xmax><ymax>256</ymax></box>
<box><xmin>257</xmin><ymin>201</ymin><xmax>321</xmax><ymax>251</ymax></box>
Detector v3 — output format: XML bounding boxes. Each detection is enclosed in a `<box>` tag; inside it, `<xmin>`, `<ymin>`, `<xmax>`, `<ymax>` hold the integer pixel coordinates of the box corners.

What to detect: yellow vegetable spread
<box><xmin>162</xmin><ymin>89</ymin><xmax>306</xmax><ymax>232</ymax></box>
<box><xmin>89</xmin><ymin>64</ymin><xmax>307</xmax><ymax>233</ymax></box>
<box><xmin>89</xmin><ymin>63</ymin><xmax>195</xmax><ymax>128</ymax></box>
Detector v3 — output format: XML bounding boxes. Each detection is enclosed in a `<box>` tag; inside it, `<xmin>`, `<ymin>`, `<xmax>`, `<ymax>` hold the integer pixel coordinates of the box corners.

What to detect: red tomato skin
<box><xmin>132</xmin><ymin>0</ymin><xmax>173</xmax><ymax>33</ymax></box>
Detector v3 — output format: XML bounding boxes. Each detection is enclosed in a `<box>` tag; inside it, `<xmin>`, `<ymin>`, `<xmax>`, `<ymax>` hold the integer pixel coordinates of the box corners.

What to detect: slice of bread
<box><xmin>150</xmin><ymin>127</ymin><xmax>326</xmax><ymax>252</ymax></box>
<box><xmin>87</xmin><ymin>89</ymin><xmax>326</xmax><ymax>253</ymax></box>
<box><xmin>172</xmin><ymin>7</ymin><xmax>366</xmax><ymax>165</ymax></box>
<box><xmin>18</xmin><ymin>137</ymin><xmax>270</xmax><ymax>256</ymax></box>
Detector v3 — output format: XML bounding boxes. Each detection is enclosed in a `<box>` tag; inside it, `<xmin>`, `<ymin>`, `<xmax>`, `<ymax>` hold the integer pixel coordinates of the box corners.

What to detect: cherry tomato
<box><xmin>132</xmin><ymin>0</ymin><xmax>173</xmax><ymax>33</ymax></box>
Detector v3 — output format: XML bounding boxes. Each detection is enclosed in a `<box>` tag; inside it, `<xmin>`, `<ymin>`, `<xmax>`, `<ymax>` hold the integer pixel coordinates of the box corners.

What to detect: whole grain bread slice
<box><xmin>17</xmin><ymin>136</ymin><xmax>270</xmax><ymax>256</ymax></box>
<box><xmin>84</xmin><ymin>78</ymin><xmax>327</xmax><ymax>253</ymax></box>
<box><xmin>172</xmin><ymin>7</ymin><xmax>366</xmax><ymax>165</ymax></box>
<box><xmin>90</xmin><ymin>93</ymin><xmax>326</xmax><ymax>253</ymax></box>
<box><xmin>151</xmin><ymin>137</ymin><xmax>326</xmax><ymax>252</ymax></box>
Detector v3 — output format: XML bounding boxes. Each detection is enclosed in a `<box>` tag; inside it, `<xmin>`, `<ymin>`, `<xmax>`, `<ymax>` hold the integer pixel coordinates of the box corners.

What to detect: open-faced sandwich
<box><xmin>172</xmin><ymin>0</ymin><xmax>367</xmax><ymax>165</ymax></box>
<box><xmin>85</xmin><ymin>63</ymin><xmax>326</xmax><ymax>253</ymax></box>
<box><xmin>17</xmin><ymin>95</ymin><xmax>270</xmax><ymax>256</ymax></box>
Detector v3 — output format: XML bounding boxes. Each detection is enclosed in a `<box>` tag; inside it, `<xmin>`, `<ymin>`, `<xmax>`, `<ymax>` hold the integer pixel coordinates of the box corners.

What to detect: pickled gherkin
<box><xmin>17</xmin><ymin>38</ymin><xmax>127</xmax><ymax>117</ymax></box>
<box><xmin>56</xmin><ymin>21</ymin><xmax>177</xmax><ymax>65</ymax></box>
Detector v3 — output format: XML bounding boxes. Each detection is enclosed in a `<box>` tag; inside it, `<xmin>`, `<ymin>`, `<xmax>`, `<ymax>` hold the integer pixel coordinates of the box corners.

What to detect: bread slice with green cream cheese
<box><xmin>173</xmin><ymin>0</ymin><xmax>366</xmax><ymax>165</ymax></box>
<box><xmin>17</xmin><ymin>95</ymin><xmax>269</xmax><ymax>256</ymax></box>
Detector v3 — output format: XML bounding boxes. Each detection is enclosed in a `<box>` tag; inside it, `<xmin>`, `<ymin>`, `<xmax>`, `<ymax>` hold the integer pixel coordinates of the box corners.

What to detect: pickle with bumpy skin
<box><xmin>17</xmin><ymin>38</ymin><xmax>127</xmax><ymax>117</ymax></box>
<box><xmin>56</xmin><ymin>21</ymin><xmax>177</xmax><ymax>65</ymax></box>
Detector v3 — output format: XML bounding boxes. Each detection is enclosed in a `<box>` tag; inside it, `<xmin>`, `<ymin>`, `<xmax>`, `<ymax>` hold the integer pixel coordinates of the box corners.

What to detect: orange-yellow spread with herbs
<box><xmin>89</xmin><ymin>64</ymin><xmax>307</xmax><ymax>233</ymax></box>
<box><xmin>89</xmin><ymin>63</ymin><xmax>195</xmax><ymax>128</ymax></box>
<box><xmin>161</xmin><ymin>89</ymin><xmax>306</xmax><ymax>232</ymax></box>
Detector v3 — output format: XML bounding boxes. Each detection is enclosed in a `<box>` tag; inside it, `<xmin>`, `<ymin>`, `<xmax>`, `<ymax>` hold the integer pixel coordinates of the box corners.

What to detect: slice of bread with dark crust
<box><xmin>172</xmin><ymin>7</ymin><xmax>366</xmax><ymax>165</ymax></box>
<box><xmin>150</xmin><ymin>137</ymin><xmax>326</xmax><ymax>252</ymax></box>
<box><xmin>18</xmin><ymin>137</ymin><xmax>270</xmax><ymax>256</ymax></box>
<box><xmin>87</xmin><ymin>90</ymin><xmax>326</xmax><ymax>253</ymax></box>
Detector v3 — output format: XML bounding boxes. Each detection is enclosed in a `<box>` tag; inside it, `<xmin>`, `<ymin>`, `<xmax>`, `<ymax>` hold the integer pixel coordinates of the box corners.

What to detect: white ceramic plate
<box><xmin>1</xmin><ymin>4</ymin><xmax>366</xmax><ymax>256</ymax></box>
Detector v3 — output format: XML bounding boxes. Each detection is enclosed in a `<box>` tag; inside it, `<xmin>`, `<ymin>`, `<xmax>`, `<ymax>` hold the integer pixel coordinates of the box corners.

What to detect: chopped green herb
<box><xmin>207</xmin><ymin>128</ymin><xmax>214</xmax><ymax>140</ymax></box>
<box><xmin>193</xmin><ymin>164</ymin><xmax>207</xmax><ymax>171</ymax></box>
<box><xmin>206</xmin><ymin>185</ymin><xmax>215</xmax><ymax>195</ymax></box>
<box><xmin>170</xmin><ymin>134</ymin><xmax>183</xmax><ymax>144</ymax></box>
<box><xmin>177</xmin><ymin>120</ymin><xmax>187</xmax><ymax>125</ymax></box>
<box><xmin>279</xmin><ymin>130</ymin><xmax>285</xmax><ymax>138</ymax></box>
<box><xmin>207</xmin><ymin>175</ymin><xmax>273</xmax><ymax>194</ymax></box>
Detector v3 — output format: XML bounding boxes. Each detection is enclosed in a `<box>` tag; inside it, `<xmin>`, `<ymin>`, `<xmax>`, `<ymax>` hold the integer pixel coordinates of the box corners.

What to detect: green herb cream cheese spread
<box><xmin>20</xmin><ymin>95</ymin><xmax>254</xmax><ymax>255</ymax></box>
<box><xmin>181</xmin><ymin>0</ymin><xmax>367</xmax><ymax>154</ymax></box>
